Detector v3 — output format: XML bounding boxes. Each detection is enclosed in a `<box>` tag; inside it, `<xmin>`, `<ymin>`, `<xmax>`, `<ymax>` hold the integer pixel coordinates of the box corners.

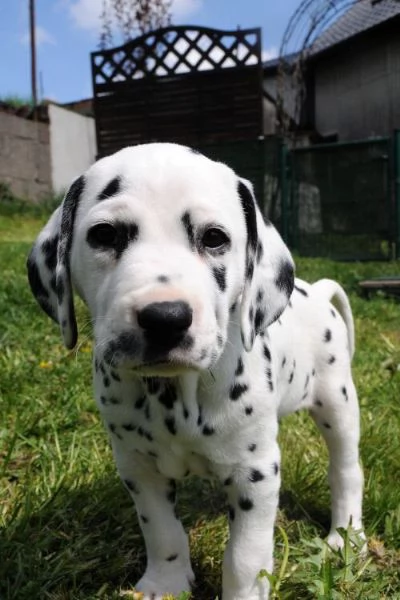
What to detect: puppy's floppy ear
<box><xmin>238</xmin><ymin>178</ymin><xmax>295</xmax><ymax>351</ymax></box>
<box><xmin>27</xmin><ymin>176</ymin><xmax>85</xmax><ymax>349</ymax></box>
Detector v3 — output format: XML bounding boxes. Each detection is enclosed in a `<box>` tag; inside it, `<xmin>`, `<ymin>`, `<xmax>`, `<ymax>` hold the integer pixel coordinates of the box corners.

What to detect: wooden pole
<box><xmin>29</xmin><ymin>0</ymin><xmax>38</xmax><ymax>115</ymax></box>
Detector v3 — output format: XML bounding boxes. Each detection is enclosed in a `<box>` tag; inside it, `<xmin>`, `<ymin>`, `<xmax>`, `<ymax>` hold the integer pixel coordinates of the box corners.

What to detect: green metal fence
<box><xmin>199</xmin><ymin>132</ymin><xmax>400</xmax><ymax>261</ymax></box>
<box><xmin>288</xmin><ymin>136</ymin><xmax>395</xmax><ymax>261</ymax></box>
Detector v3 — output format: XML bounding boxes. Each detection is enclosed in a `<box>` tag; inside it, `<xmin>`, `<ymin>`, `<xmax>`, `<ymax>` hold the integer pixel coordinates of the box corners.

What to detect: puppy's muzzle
<box><xmin>138</xmin><ymin>301</ymin><xmax>193</xmax><ymax>351</ymax></box>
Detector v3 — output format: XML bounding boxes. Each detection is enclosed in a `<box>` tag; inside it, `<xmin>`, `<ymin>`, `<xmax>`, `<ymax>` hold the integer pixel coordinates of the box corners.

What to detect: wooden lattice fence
<box><xmin>91</xmin><ymin>26</ymin><xmax>263</xmax><ymax>157</ymax></box>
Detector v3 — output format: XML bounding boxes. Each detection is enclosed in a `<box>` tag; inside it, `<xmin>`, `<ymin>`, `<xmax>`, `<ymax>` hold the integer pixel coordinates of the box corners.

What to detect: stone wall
<box><xmin>0</xmin><ymin>110</ymin><xmax>51</xmax><ymax>201</ymax></box>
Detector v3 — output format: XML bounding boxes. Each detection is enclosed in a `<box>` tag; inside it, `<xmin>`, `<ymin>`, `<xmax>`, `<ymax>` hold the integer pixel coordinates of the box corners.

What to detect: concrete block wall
<box><xmin>0</xmin><ymin>111</ymin><xmax>51</xmax><ymax>201</ymax></box>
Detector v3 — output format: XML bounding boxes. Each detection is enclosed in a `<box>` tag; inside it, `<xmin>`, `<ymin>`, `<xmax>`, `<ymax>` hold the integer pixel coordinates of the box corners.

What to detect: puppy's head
<box><xmin>27</xmin><ymin>143</ymin><xmax>294</xmax><ymax>375</ymax></box>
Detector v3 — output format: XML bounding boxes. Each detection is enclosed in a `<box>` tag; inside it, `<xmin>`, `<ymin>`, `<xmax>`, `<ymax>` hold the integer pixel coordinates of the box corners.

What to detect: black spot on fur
<box><xmin>324</xmin><ymin>329</ymin><xmax>332</xmax><ymax>342</ymax></box>
<box><xmin>122</xmin><ymin>423</ymin><xmax>136</xmax><ymax>432</ymax></box>
<box><xmin>212</xmin><ymin>265</ymin><xmax>227</xmax><ymax>292</ymax></box>
<box><xmin>140</xmin><ymin>515</ymin><xmax>149</xmax><ymax>524</ymax></box>
<box><xmin>249</xmin><ymin>306</ymin><xmax>254</xmax><ymax>323</ymax></box>
<box><xmin>275</xmin><ymin>260</ymin><xmax>295</xmax><ymax>297</ymax></box>
<box><xmin>103</xmin><ymin>376</ymin><xmax>110</xmax><ymax>387</ymax></box>
<box><xmin>135</xmin><ymin>395</ymin><xmax>146</xmax><ymax>410</ymax></box>
<box><xmin>273</xmin><ymin>462</ymin><xmax>279</xmax><ymax>475</ymax></box>
<box><xmin>246</xmin><ymin>260</ymin><xmax>254</xmax><ymax>280</ymax></box>
<box><xmin>238</xmin><ymin>497</ymin><xmax>254</xmax><ymax>511</ymax></box>
<box><xmin>97</xmin><ymin>176</ymin><xmax>121</xmax><ymax>201</ymax></box>
<box><xmin>104</xmin><ymin>332</ymin><xmax>140</xmax><ymax>365</ymax></box>
<box><xmin>165</xmin><ymin>416</ymin><xmax>177</xmax><ymax>435</ymax></box>
<box><xmin>282</xmin><ymin>356</ymin><xmax>287</xmax><ymax>368</ymax></box>
<box><xmin>157</xmin><ymin>275</ymin><xmax>169</xmax><ymax>283</ymax></box>
<box><xmin>166</xmin><ymin>554</ymin><xmax>178</xmax><ymax>562</ymax></box>
<box><xmin>238</xmin><ymin>180</ymin><xmax>258</xmax><ymax>253</ymax></box>
<box><xmin>27</xmin><ymin>258</ymin><xmax>51</xmax><ymax>311</ymax></box>
<box><xmin>230</xmin><ymin>382</ymin><xmax>249</xmax><ymax>401</ymax></box>
<box><xmin>228</xmin><ymin>505</ymin><xmax>235</xmax><ymax>521</ymax></box>
<box><xmin>245</xmin><ymin>406</ymin><xmax>253</xmax><ymax>416</ymax></box>
<box><xmin>288</xmin><ymin>371</ymin><xmax>294</xmax><ymax>384</ymax></box>
<box><xmin>41</xmin><ymin>235</ymin><xmax>59</xmax><ymax>271</ymax></box>
<box><xmin>235</xmin><ymin>357</ymin><xmax>244</xmax><ymax>377</ymax></box>
<box><xmin>294</xmin><ymin>285</ymin><xmax>308</xmax><ymax>297</ymax></box>
<box><xmin>158</xmin><ymin>384</ymin><xmax>177</xmax><ymax>409</ymax></box>
<box><xmin>263</xmin><ymin>344</ymin><xmax>271</xmax><ymax>362</ymax></box>
<box><xmin>197</xmin><ymin>405</ymin><xmax>203</xmax><ymax>426</ymax></box>
<box><xmin>124</xmin><ymin>479</ymin><xmax>139</xmax><ymax>494</ymax></box>
<box><xmin>256</xmin><ymin>241</ymin><xmax>264</xmax><ymax>264</ymax></box>
<box><xmin>315</xmin><ymin>399</ymin><xmax>323</xmax><ymax>407</ymax></box>
<box><xmin>181</xmin><ymin>211</ymin><xmax>195</xmax><ymax>249</ymax></box>
<box><xmin>331</xmin><ymin>308</ymin><xmax>337</xmax><ymax>318</ymax></box>
<box><xmin>324</xmin><ymin>422</ymin><xmax>332</xmax><ymax>429</ymax></box>
<box><xmin>224</xmin><ymin>477</ymin><xmax>233</xmax><ymax>486</ymax></box>
<box><xmin>328</xmin><ymin>355</ymin><xmax>336</xmax><ymax>365</ymax></box>
<box><xmin>254</xmin><ymin>308</ymin><xmax>264</xmax><ymax>332</ymax></box>
<box><xmin>56</xmin><ymin>277</ymin><xmax>65</xmax><ymax>304</ymax></box>
<box><xmin>202</xmin><ymin>424</ymin><xmax>215</xmax><ymax>436</ymax></box>
<box><xmin>341</xmin><ymin>386</ymin><xmax>348</xmax><ymax>401</ymax></box>
<box><xmin>249</xmin><ymin>469</ymin><xmax>265</xmax><ymax>483</ymax></box>
<box><xmin>110</xmin><ymin>370</ymin><xmax>121</xmax><ymax>382</ymax></box>
<box><xmin>248</xmin><ymin>443</ymin><xmax>257</xmax><ymax>452</ymax></box>
<box><xmin>266</xmin><ymin>367</ymin><xmax>274</xmax><ymax>392</ymax></box>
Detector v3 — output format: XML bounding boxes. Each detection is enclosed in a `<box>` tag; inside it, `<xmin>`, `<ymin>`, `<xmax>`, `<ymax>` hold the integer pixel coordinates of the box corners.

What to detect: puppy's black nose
<box><xmin>138</xmin><ymin>301</ymin><xmax>193</xmax><ymax>343</ymax></box>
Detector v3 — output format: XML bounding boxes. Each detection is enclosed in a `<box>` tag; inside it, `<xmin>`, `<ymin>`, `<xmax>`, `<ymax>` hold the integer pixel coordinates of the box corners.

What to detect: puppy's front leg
<box><xmin>114</xmin><ymin>449</ymin><xmax>194</xmax><ymax>600</ymax></box>
<box><xmin>222</xmin><ymin>444</ymin><xmax>281</xmax><ymax>600</ymax></box>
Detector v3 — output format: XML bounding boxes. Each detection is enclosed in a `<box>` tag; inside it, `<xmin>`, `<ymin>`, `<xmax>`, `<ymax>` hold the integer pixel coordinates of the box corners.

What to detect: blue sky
<box><xmin>0</xmin><ymin>0</ymin><xmax>300</xmax><ymax>104</ymax></box>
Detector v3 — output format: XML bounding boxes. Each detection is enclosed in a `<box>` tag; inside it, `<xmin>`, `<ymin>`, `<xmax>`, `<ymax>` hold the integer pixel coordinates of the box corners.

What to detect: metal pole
<box><xmin>29</xmin><ymin>0</ymin><xmax>38</xmax><ymax>114</ymax></box>
<box><xmin>280</xmin><ymin>140</ymin><xmax>290</xmax><ymax>245</ymax></box>
<box><xmin>394</xmin><ymin>130</ymin><xmax>400</xmax><ymax>259</ymax></box>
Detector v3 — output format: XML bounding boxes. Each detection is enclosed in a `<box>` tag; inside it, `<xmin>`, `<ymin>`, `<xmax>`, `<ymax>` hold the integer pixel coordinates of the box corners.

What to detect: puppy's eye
<box><xmin>87</xmin><ymin>223</ymin><xmax>118</xmax><ymax>248</ymax></box>
<box><xmin>202</xmin><ymin>228</ymin><xmax>230</xmax><ymax>250</ymax></box>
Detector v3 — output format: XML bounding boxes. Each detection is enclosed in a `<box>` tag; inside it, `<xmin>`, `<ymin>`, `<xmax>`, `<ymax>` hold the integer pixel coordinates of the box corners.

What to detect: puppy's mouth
<box><xmin>129</xmin><ymin>360</ymin><xmax>198</xmax><ymax>377</ymax></box>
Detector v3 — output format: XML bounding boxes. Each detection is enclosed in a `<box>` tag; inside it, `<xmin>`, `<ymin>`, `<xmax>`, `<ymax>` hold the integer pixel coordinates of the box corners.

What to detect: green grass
<box><xmin>1</xmin><ymin>207</ymin><xmax>400</xmax><ymax>600</ymax></box>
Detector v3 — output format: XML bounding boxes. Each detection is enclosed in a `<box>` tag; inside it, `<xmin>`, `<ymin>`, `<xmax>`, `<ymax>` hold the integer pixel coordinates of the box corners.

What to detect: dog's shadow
<box><xmin>2</xmin><ymin>473</ymin><xmax>329</xmax><ymax>600</ymax></box>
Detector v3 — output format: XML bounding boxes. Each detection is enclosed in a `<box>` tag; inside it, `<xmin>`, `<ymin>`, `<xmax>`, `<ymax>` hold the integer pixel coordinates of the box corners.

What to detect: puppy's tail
<box><xmin>312</xmin><ymin>279</ymin><xmax>355</xmax><ymax>360</ymax></box>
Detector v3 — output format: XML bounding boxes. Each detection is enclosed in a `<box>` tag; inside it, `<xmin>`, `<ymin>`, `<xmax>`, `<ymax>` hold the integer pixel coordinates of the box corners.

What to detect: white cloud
<box><xmin>262</xmin><ymin>46</ymin><xmax>279</xmax><ymax>62</ymax></box>
<box><xmin>20</xmin><ymin>26</ymin><xmax>56</xmax><ymax>46</ymax></box>
<box><xmin>68</xmin><ymin>0</ymin><xmax>202</xmax><ymax>32</ymax></box>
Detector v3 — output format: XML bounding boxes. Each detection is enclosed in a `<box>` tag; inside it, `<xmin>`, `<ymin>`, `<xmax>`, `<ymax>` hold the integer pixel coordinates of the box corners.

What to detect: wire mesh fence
<box><xmin>199</xmin><ymin>132</ymin><xmax>399</xmax><ymax>261</ymax></box>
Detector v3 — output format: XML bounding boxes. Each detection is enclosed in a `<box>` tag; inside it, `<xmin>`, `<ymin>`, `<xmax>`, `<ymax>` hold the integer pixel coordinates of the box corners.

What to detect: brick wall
<box><xmin>0</xmin><ymin>110</ymin><xmax>51</xmax><ymax>201</ymax></box>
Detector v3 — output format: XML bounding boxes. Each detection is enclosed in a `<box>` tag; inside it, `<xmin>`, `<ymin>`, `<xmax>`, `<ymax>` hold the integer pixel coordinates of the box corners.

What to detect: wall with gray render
<box><xmin>0</xmin><ymin>111</ymin><xmax>51</xmax><ymax>201</ymax></box>
<box><xmin>48</xmin><ymin>103</ymin><xmax>96</xmax><ymax>194</ymax></box>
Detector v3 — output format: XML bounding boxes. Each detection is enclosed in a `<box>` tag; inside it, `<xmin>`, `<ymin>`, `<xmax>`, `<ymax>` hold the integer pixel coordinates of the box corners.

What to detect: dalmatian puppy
<box><xmin>27</xmin><ymin>143</ymin><xmax>364</xmax><ymax>600</ymax></box>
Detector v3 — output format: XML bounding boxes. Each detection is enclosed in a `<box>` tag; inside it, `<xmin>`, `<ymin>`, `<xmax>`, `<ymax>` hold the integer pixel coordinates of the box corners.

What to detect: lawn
<box><xmin>1</xmin><ymin>205</ymin><xmax>400</xmax><ymax>600</ymax></box>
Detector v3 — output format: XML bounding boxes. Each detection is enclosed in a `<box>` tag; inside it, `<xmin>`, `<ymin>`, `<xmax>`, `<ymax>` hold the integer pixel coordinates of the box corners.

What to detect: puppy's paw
<box><xmin>132</xmin><ymin>564</ymin><xmax>194</xmax><ymax>599</ymax></box>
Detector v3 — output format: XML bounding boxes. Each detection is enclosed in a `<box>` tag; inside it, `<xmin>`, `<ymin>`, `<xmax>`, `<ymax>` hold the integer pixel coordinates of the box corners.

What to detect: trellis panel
<box><xmin>91</xmin><ymin>26</ymin><xmax>263</xmax><ymax>157</ymax></box>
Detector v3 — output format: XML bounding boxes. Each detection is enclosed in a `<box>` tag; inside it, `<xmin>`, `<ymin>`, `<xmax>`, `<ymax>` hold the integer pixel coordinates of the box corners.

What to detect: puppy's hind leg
<box><xmin>310</xmin><ymin>374</ymin><xmax>364</xmax><ymax>549</ymax></box>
